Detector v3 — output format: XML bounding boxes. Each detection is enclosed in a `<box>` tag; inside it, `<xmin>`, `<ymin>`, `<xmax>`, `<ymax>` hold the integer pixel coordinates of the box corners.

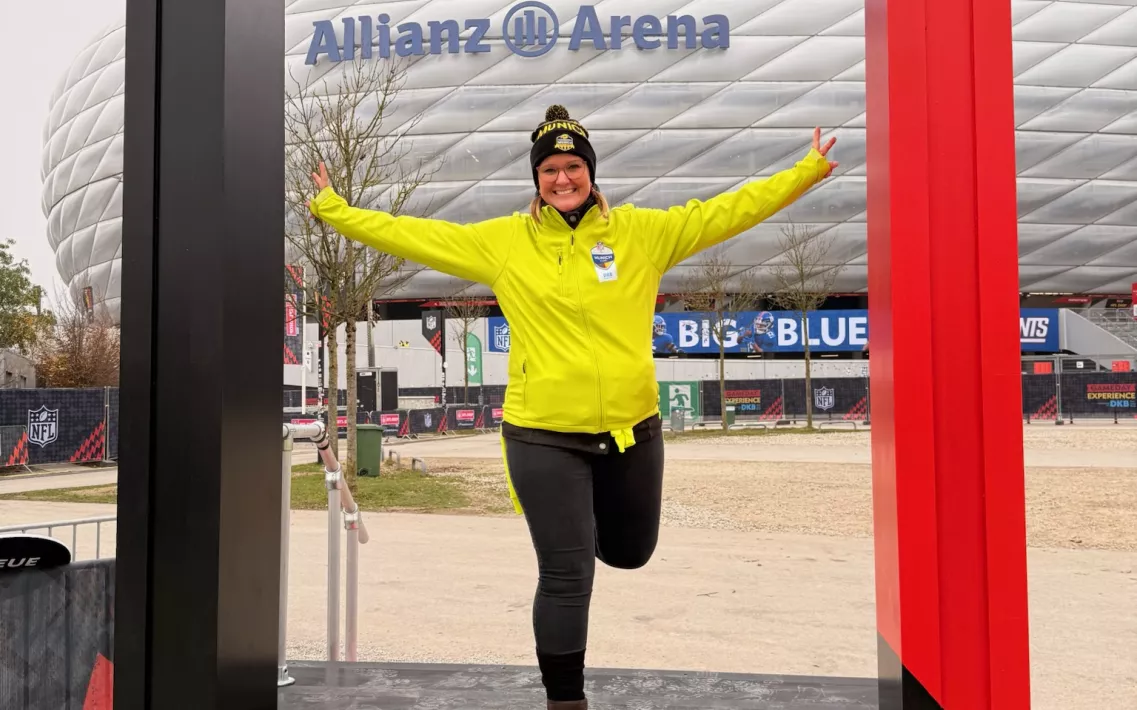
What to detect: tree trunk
<box><xmin>344</xmin><ymin>319</ymin><xmax>358</xmax><ymax>488</ymax></box>
<box><xmin>327</xmin><ymin>325</ymin><xmax>339</xmax><ymax>459</ymax></box>
<box><xmin>462</xmin><ymin>325</ymin><xmax>470</xmax><ymax>404</ymax></box>
<box><xmin>802</xmin><ymin>311</ymin><xmax>813</xmax><ymax>429</ymax></box>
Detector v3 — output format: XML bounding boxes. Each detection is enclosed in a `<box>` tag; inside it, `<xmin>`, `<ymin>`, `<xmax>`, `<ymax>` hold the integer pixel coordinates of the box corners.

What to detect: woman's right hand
<box><xmin>308</xmin><ymin>161</ymin><xmax>330</xmax><ymax>216</ymax></box>
<box><xmin>311</xmin><ymin>161</ymin><xmax>330</xmax><ymax>192</ymax></box>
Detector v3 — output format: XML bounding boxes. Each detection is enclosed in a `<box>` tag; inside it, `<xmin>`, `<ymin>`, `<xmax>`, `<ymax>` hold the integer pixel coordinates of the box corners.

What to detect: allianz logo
<box><xmin>306</xmin><ymin>1</ymin><xmax>730</xmax><ymax>65</ymax></box>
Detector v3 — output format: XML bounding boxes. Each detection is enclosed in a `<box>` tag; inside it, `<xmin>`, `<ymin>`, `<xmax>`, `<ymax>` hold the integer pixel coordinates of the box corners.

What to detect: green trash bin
<box><xmin>724</xmin><ymin>405</ymin><xmax>736</xmax><ymax>427</ymax></box>
<box><xmin>356</xmin><ymin>424</ymin><xmax>383</xmax><ymax>477</ymax></box>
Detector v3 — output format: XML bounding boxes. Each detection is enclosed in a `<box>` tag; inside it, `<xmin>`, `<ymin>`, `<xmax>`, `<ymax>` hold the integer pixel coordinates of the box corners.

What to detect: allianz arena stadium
<box><xmin>42</xmin><ymin>0</ymin><xmax>1137</xmax><ymax>323</ymax></box>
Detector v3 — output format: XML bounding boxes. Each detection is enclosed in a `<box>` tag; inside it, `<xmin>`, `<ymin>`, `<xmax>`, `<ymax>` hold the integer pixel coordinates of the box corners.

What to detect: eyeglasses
<box><xmin>539</xmin><ymin>162</ymin><xmax>586</xmax><ymax>180</ymax></box>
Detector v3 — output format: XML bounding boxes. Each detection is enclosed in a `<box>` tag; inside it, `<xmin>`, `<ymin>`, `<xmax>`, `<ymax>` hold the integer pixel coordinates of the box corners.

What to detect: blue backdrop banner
<box><xmin>486</xmin><ymin>308</ymin><xmax>1061</xmax><ymax>354</ymax></box>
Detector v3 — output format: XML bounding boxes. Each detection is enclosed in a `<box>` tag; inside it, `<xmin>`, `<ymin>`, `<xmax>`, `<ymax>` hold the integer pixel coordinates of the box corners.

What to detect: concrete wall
<box><xmin>0</xmin><ymin>350</ymin><xmax>36</xmax><ymax>389</ymax></box>
<box><xmin>281</xmin><ymin>319</ymin><xmax>870</xmax><ymax>390</ymax></box>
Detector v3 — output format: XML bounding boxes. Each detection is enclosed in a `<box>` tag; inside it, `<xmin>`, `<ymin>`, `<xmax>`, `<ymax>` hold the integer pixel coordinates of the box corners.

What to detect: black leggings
<box><xmin>503</xmin><ymin>421</ymin><xmax>664</xmax><ymax>700</ymax></box>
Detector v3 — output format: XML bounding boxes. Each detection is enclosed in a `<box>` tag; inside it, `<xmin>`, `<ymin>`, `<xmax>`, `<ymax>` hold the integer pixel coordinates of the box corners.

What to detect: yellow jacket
<box><xmin>309</xmin><ymin>148</ymin><xmax>831</xmax><ymax>447</ymax></box>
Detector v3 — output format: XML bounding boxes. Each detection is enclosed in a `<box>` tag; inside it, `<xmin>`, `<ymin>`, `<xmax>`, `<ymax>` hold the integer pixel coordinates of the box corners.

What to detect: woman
<box><xmin>308</xmin><ymin>105</ymin><xmax>837</xmax><ymax>709</ymax></box>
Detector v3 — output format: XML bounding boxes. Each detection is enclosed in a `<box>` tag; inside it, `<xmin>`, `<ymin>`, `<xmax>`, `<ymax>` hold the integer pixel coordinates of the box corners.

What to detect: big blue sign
<box><xmin>306</xmin><ymin>2</ymin><xmax>730</xmax><ymax>64</ymax></box>
<box><xmin>650</xmin><ymin>310</ymin><xmax>870</xmax><ymax>355</ymax></box>
<box><xmin>486</xmin><ymin>308</ymin><xmax>1061</xmax><ymax>355</ymax></box>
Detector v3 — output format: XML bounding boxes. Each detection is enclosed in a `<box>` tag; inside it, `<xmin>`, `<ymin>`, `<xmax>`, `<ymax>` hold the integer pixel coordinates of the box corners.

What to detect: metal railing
<box><xmin>278</xmin><ymin>421</ymin><xmax>369</xmax><ymax>687</ymax></box>
<box><xmin>0</xmin><ymin>516</ymin><xmax>117</xmax><ymax>562</ymax></box>
<box><xmin>2</xmin><ymin>421</ymin><xmax>368</xmax><ymax>691</ymax></box>
<box><xmin>1081</xmin><ymin>308</ymin><xmax>1137</xmax><ymax>349</ymax></box>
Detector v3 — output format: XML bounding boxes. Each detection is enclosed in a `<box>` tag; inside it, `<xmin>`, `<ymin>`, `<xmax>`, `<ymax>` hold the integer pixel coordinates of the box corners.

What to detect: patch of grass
<box><xmin>290</xmin><ymin>465</ymin><xmax>470</xmax><ymax>512</ymax></box>
<box><xmin>0</xmin><ymin>485</ymin><xmax>118</xmax><ymax>504</ymax></box>
<box><xmin>0</xmin><ymin>461</ymin><xmax>478</xmax><ymax>514</ymax></box>
<box><xmin>663</xmin><ymin>424</ymin><xmax>859</xmax><ymax>441</ymax></box>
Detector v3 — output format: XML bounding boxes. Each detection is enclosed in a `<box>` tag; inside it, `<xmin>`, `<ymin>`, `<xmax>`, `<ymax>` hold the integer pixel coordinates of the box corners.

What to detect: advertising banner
<box><xmin>283</xmin><ymin>265</ymin><xmax>304</xmax><ymax>365</ymax></box>
<box><xmin>0</xmin><ymin>389</ymin><xmax>107</xmax><ymax>465</ymax></box>
<box><xmin>490</xmin><ymin>308</ymin><xmax>1061</xmax><ymax>355</ymax></box>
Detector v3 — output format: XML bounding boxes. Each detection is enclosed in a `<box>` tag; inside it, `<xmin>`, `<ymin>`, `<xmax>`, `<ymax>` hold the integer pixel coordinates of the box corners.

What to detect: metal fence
<box><xmin>660</xmin><ymin>359</ymin><xmax>1136</xmax><ymax>428</ymax></box>
<box><xmin>1021</xmin><ymin>354</ymin><xmax>1137</xmax><ymax>423</ymax></box>
<box><xmin>0</xmin><ymin>517</ymin><xmax>117</xmax><ymax>563</ymax></box>
<box><xmin>0</xmin><ymin>388</ymin><xmax>117</xmax><ymax>467</ymax></box>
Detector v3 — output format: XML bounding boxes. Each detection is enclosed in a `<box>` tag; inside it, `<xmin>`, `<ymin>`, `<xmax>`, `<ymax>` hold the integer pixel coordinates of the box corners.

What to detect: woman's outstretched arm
<box><xmin>638</xmin><ymin>128</ymin><xmax>837</xmax><ymax>274</ymax></box>
<box><xmin>307</xmin><ymin>163</ymin><xmax>516</xmax><ymax>287</ymax></box>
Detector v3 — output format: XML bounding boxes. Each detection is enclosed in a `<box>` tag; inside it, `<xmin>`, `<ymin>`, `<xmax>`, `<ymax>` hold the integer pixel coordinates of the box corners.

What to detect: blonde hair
<box><xmin>529</xmin><ymin>185</ymin><xmax>610</xmax><ymax>225</ymax></box>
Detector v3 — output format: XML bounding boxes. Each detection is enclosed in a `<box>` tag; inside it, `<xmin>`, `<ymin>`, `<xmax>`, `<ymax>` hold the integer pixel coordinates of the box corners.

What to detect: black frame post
<box><xmin>118</xmin><ymin>0</ymin><xmax>286</xmax><ymax>707</ymax></box>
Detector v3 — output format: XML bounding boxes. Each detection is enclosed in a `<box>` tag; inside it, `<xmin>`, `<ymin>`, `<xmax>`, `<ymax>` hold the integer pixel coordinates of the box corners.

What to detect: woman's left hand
<box><xmin>813</xmin><ymin>127</ymin><xmax>838</xmax><ymax>177</ymax></box>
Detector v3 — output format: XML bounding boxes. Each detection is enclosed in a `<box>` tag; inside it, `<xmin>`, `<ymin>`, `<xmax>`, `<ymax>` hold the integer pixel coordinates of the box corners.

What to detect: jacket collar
<box><xmin>541</xmin><ymin>193</ymin><xmax>598</xmax><ymax>232</ymax></box>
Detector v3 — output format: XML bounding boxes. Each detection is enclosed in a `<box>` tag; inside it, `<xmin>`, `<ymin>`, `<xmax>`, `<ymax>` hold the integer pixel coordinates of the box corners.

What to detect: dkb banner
<box><xmin>701</xmin><ymin>380</ymin><xmax>789</xmax><ymax>419</ymax></box>
<box><xmin>0</xmin><ymin>389</ymin><xmax>108</xmax><ymax>466</ymax></box>
<box><xmin>374</xmin><ymin>410</ymin><xmax>409</xmax><ymax>438</ymax></box>
<box><xmin>1062</xmin><ymin>372</ymin><xmax>1137</xmax><ymax>417</ymax></box>
<box><xmin>448</xmin><ymin>406</ymin><xmax>479</xmax><ymax>431</ymax></box>
<box><xmin>483</xmin><ymin>406</ymin><xmax>504</xmax><ymax>428</ymax></box>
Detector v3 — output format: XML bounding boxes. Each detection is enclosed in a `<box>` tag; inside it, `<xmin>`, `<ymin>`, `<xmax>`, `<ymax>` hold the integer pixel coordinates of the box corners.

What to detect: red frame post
<box><xmin>865</xmin><ymin>0</ymin><xmax>1032</xmax><ymax>708</ymax></box>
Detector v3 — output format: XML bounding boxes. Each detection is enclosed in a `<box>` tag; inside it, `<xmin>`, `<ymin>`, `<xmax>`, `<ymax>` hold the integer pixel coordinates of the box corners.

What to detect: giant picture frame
<box><xmin>115</xmin><ymin>0</ymin><xmax>1030</xmax><ymax>708</ymax></box>
<box><xmin>866</xmin><ymin>0</ymin><xmax>1032</xmax><ymax>708</ymax></box>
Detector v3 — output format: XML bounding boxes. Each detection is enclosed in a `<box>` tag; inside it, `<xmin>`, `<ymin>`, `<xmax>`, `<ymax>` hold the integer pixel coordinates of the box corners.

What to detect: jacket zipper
<box><xmin>570</xmin><ymin>230</ymin><xmax>605</xmax><ymax>430</ymax></box>
<box><xmin>556</xmin><ymin>248</ymin><xmax>565</xmax><ymax>296</ymax></box>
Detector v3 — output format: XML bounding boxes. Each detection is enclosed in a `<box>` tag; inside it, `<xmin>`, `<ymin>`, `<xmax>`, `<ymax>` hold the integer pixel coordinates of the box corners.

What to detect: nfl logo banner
<box><xmin>421</xmin><ymin>309</ymin><xmax>445</xmax><ymax>356</ymax></box>
<box><xmin>814</xmin><ymin>387</ymin><xmax>835</xmax><ymax>411</ymax></box>
<box><xmin>28</xmin><ymin>405</ymin><xmax>59</xmax><ymax>447</ymax></box>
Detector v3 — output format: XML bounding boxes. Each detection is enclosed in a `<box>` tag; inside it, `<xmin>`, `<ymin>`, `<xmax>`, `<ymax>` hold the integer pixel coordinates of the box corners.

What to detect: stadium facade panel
<box><xmin>42</xmin><ymin>0</ymin><xmax>1137</xmax><ymax>323</ymax></box>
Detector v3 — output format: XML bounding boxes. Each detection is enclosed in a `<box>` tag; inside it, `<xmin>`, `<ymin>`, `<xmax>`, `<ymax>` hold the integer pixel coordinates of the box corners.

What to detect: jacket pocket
<box><xmin>521</xmin><ymin>358</ymin><xmax>528</xmax><ymax>410</ymax></box>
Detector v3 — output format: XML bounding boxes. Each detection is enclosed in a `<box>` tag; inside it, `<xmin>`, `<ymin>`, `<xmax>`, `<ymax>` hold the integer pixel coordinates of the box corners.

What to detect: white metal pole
<box><xmin>301</xmin><ymin>339</ymin><xmax>308</xmax><ymax>415</ymax></box>
<box><xmin>345</xmin><ymin>523</ymin><xmax>358</xmax><ymax>662</ymax></box>
<box><xmin>326</xmin><ymin>467</ymin><xmax>341</xmax><ymax>663</ymax></box>
<box><xmin>278</xmin><ymin>427</ymin><xmax>296</xmax><ymax>687</ymax></box>
<box><xmin>285</xmin><ymin>421</ymin><xmax>369</xmax><ymax>668</ymax></box>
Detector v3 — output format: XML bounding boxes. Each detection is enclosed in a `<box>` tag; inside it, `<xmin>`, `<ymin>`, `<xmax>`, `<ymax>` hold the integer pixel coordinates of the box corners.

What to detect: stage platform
<box><xmin>278</xmin><ymin>661</ymin><xmax>879</xmax><ymax>709</ymax></box>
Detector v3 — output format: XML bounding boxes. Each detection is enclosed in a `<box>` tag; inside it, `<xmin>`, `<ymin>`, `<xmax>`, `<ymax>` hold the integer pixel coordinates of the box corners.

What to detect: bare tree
<box><xmin>29</xmin><ymin>287</ymin><xmax>119</xmax><ymax>388</ymax></box>
<box><xmin>767</xmin><ymin>222</ymin><xmax>843</xmax><ymax>428</ymax></box>
<box><xmin>284</xmin><ymin>57</ymin><xmax>436</xmax><ymax>486</ymax></box>
<box><xmin>678</xmin><ymin>247</ymin><xmax>762</xmax><ymax>431</ymax></box>
<box><xmin>442</xmin><ymin>283</ymin><xmax>490</xmax><ymax>404</ymax></box>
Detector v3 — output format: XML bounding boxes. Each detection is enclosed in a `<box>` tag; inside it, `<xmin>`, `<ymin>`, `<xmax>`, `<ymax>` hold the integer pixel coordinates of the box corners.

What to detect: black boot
<box><xmin>537</xmin><ymin>649</ymin><xmax>587</xmax><ymax>708</ymax></box>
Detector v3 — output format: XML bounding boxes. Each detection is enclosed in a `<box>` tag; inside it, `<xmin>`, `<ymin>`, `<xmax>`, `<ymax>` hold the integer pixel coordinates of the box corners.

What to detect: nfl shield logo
<box><xmin>424</xmin><ymin>412</ymin><xmax>432</xmax><ymax>428</ymax></box>
<box><xmin>494</xmin><ymin>323</ymin><xmax>511</xmax><ymax>352</ymax></box>
<box><xmin>814</xmin><ymin>387</ymin><xmax>835</xmax><ymax>411</ymax></box>
<box><xmin>426</xmin><ymin>316</ymin><xmax>437</xmax><ymax>331</ymax></box>
<box><xmin>28</xmin><ymin>405</ymin><xmax>59</xmax><ymax>448</ymax></box>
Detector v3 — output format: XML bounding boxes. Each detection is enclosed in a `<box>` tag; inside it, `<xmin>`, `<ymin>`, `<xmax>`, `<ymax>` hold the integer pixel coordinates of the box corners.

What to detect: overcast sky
<box><xmin>0</xmin><ymin>0</ymin><xmax>124</xmax><ymax>304</ymax></box>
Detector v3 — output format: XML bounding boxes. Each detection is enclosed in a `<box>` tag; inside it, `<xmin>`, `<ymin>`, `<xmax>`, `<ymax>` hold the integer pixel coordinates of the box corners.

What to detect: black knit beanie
<box><xmin>529</xmin><ymin>104</ymin><xmax>596</xmax><ymax>189</ymax></box>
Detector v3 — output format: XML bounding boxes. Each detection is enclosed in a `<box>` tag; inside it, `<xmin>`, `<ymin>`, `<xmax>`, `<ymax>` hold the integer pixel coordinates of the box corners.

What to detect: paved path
<box><xmin>0</xmin><ymin>500</ymin><xmax>1131</xmax><ymax>710</ymax></box>
<box><xmin>0</xmin><ymin>468</ymin><xmax>117</xmax><ymax>495</ymax></box>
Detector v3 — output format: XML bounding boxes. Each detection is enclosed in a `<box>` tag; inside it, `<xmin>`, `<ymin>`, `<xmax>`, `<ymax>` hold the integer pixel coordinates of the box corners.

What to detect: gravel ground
<box><xmin>658</xmin><ymin>461</ymin><xmax>1136</xmax><ymax>551</ymax></box>
<box><xmin>421</xmin><ymin>425</ymin><xmax>1136</xmax><ymax>551</ymax></box>
<box><xmin>679</xmin><ymin>423</ymin><xmax>1137</xmax><ymax>452</ymax></box>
